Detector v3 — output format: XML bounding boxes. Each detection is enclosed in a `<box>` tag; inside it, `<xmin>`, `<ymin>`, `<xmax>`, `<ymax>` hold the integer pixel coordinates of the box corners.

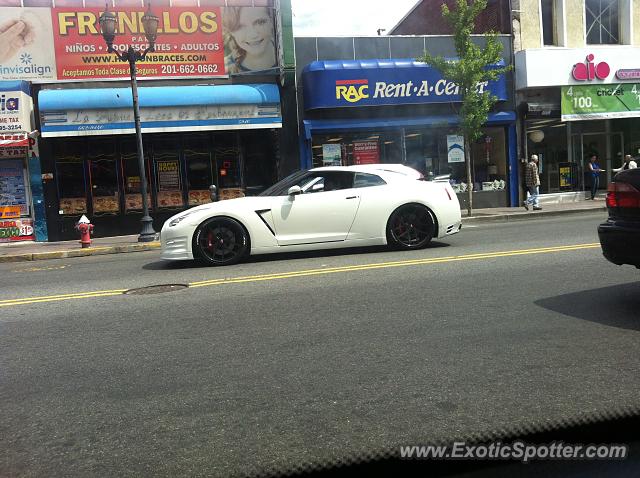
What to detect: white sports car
<box><xmin>160</xmin><ymin>164</ymin><xmax>462</xmax><ymax>266</ymax></box>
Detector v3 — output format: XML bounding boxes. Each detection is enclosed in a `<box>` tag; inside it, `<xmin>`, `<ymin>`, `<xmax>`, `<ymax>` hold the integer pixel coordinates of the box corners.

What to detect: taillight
<box><xmin>445</xmin><ymin>187</ymin><xmax>452</xmax><ymax>200</ymax></box>
<box><xmin>606</xmin><ymin>182</ymin><xmax>640</xmax><ymax>208</ymax></box>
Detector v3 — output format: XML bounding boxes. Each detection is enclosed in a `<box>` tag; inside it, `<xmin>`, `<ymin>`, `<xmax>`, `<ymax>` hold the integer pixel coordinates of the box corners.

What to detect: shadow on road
<box><xmin>142</xmin><ymin>241</ymin><xmax>451</xmax><ymax>270</ymax></box>
<box><xmin>535</xmin><ymin>282</ymin><xmax>640</xmax><ymax>331</ymax></box>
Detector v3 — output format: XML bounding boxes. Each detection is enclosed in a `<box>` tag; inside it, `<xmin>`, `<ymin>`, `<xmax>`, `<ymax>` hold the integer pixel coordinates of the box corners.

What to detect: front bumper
<box><xmin>160</xmin><ymin>232</ymin><xmax>193</xmax><ymax>261</ymax></box>
<box><xmin>598</xmin><ymin>221</ymin><xmax>640</xmax><ymax>268</ymax></box>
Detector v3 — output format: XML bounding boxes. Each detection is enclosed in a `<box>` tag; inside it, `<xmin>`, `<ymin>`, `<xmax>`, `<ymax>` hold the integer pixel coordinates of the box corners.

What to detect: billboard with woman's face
<box><xmin>222</xmin><ymin>7</ymin><xmax>277</xmax><ymax>74</ymax></box>
<box><xmin>0</xmin><ymin>5</ymin><xmax>278</xmax><ymax>81</ymax></box>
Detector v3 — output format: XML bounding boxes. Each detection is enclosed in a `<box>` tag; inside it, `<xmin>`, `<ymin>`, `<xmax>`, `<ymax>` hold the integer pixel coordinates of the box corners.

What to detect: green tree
<box><xmin>418</xmin><ymin>0</ymin><xmax>510</xmax><ymax>216</ymax></box>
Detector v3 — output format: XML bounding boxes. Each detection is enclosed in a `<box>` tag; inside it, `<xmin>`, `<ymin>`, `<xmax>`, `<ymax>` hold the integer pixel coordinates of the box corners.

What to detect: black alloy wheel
<box><xmin>193</xmin><ymin>217</ymin><xmax>249</xmax><ymax>266</ymax></box>
<box><xmin>386</xmin><ymin>204</ymin><xmax>435</xmax><ymax>250</ymax></box>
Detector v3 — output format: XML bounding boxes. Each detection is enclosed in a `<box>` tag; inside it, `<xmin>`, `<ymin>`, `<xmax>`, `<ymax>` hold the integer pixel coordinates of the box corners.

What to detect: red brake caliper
<box><xmin>207</xmin><ymin>231</ymin><xmax>214</xmax><ymax>251</ymax></box>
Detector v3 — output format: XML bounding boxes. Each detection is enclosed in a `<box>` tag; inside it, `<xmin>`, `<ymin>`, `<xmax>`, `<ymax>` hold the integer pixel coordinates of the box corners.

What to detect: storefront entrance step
<box><xmin>538</xmin><ymin>192</ymin><xmax>593</xmax><ymax>205</ymax></box>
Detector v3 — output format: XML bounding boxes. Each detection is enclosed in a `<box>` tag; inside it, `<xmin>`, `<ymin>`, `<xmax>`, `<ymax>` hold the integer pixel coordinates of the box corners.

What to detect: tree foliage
<box><xmin>418</xmin><ymin>0</ymin><xmax>511</xmax><ymax>215</ymax></box>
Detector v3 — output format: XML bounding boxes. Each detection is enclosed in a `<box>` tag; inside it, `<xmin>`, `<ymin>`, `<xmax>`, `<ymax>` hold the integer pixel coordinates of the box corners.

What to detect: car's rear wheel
<box><xmin>386</xmin><ymin>204</ymin><xmax>435</xmax><ymax>250</ymax></box>
<box><xmin>193</xmin><ymin>217</ymin><xmax>249</xmax><ymax>266</ymax></box>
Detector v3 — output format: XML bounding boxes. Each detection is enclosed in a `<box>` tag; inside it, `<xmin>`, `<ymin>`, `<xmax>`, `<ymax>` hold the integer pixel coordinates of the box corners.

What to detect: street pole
<box><xmin>100</xmin><ymin>4</ymin><xmax>159</xmax><ymax>243</ymax></box>
<box><xmin>128</xmin><ymin>48</ymin><xmax>156</xmax><ymax>242</ymax></box>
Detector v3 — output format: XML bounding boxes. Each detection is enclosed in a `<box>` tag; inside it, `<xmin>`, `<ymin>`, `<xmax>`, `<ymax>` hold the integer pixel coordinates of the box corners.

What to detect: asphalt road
<box><xmin>1</xmin><ymin>212</ymin><xmax>639</xmax><ymax>477</ymax></box>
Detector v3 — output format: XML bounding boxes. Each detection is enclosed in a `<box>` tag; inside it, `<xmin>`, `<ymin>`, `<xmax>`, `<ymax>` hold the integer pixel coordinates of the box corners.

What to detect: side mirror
<box><xmin>287</xmin><ymin>185</ymin><xmax>302</xmax><ymax>196</ymax></box>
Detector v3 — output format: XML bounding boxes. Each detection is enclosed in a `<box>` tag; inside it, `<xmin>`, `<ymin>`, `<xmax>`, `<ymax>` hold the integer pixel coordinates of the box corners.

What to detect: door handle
<box><xmin>345</xmin><ymin>196</ymin><xmax>358</xmax><ymax>199</ymax></box>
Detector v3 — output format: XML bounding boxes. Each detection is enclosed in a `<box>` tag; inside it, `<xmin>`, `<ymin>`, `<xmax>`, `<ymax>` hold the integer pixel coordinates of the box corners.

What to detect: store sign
<box><xmin>41</xmin><ymin>104</ymin><xmax>282</xmax><ymax>136</ymax></box>
<box><xmin>0</xmin><ymin>8</ymin><xmax>56</xmax><ymax>81</ymax></box>
<box><xmin>0</xmin><ymin>217</ymin><xmax>34</xmax><ymax>242</ymax></box>
<box><xmin>0</xmin><ymin>90</ymin><xmax>32</xmax><ymax>133</ymax></box>
<box><xmin>516</xmin><ymin>47</ymin><xmax>640</xmax><ymax>89</ymax></box>
<box><xmin>0</xmin><ymin>159</ymin><xmax>28</xmax><ymax>215</ymax></box>
<box><xmin>52</xmin><ymin>7</ymin><xmax>225</xmax><ymax>80</ymax></box>
<box><xmin>559</xmin><ymin>162</ymin><xmax>573</xmax><ymax>191</ymax></box>
<box><xmin>157</xmin><ymin>160</ymin><xmax>180</xmax><ymax>191</ymax></box>
<box><xmin>353</xmin><ymin>141</ymin><xmax>379</xmax><ymax>164</ymax></box>
<box><xmin>616</xmin><ymin>69</ymin><xmax>640</xmax><ymax>80</ymax></box>
<box><xmin>447</xmin><ymin>135</ymin><xmax>465</xmax><ymax>163</ymax></box>
<box><xmin>0</xmin><ymin>206</ymin><xmax>20</xmax><ymax>218</ymax></box>
<box><xmin>0</xmin><ymin>6</ymin><xmax>277</xmax><ymax>81</ymax></box>
<box><xmin>304</xmin><ymin>60</ymin><xmax>508</xmax><ymax>109</ymax></box>
<box><xmin>322</xmin><ymin>144</ymin><xmax>342</xmax><ymax>166</ymax></box>
<box><xmin>571</xmin><ymin>54</ymin><xmax>610</xmax><ymax>81</ymax></box>
<box><xmin>561</xmin><ymin>84</ymin><xmax>640</xmax><ymax>121</ymax></box>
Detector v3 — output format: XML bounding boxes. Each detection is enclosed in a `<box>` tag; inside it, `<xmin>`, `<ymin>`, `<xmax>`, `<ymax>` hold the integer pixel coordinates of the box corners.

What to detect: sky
<box><xmin>291</xmin><ymin>0</ymin><xmax>420</xmax><ymax>37</ymax></box>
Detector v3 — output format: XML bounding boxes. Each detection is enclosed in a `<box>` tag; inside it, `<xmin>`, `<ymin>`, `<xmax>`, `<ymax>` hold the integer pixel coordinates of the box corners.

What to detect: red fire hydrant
<box><xmin>75</xmin><ymin>215</ymin><xmax>94</xmax><ymax>248</ymax></box>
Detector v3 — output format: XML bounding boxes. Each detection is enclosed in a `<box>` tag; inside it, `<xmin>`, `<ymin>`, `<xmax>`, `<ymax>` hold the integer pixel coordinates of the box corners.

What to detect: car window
<box><xmin>259</xmin><ymin>170</ymin><xmax>311</xmax><ymax>196</ymax></box>
<box><xmin>322</xmin><ymin>171</ymin><xmax>355</xmax><ymax>191</ymax></box>
<box><xmin>354</xmin><ymin>172</ymin><xmax>386</xmax><ymax>188</ymax></box>
<box><xmin>301</xmin><ymin>176</ymin><xmax>325</xmax><ymax>193</ymax></box>
<box><xmin>302</xmin><ymin>172</ymin><xmax>355</xmax><ymax>193</ymax></box>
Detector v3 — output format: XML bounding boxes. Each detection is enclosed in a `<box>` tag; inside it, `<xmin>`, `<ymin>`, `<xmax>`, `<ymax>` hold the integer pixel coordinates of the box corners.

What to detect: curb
<box><xmin>0</xmin><ymin>242</ymin><xmax>160</xmax><ymax>264</ymax></box>
<box><xmin>461</xmin><ymin>206</ymin><xmax>607</xmax><ymax>224</ymax></box>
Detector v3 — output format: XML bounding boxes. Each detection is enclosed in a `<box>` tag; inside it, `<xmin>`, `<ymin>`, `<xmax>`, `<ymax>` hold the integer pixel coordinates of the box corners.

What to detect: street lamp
<box><xmin>99</xmin><ymin>2</ymin><xmax>159</xmax><ymax>242</ymax></box>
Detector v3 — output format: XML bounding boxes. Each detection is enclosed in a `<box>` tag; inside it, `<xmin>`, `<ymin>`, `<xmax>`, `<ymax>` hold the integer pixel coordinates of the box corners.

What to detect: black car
<box><xmin>598</xmin><ymin>168</ymin><xmax>640</xmax><ymax>268</ymax></box>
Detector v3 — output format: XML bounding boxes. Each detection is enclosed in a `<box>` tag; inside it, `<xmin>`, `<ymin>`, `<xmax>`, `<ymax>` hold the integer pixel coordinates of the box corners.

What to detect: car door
<box><xmin>271</xmin><ymin>171</ymin><xmax>361</xmax><ymax>246</ymax></box>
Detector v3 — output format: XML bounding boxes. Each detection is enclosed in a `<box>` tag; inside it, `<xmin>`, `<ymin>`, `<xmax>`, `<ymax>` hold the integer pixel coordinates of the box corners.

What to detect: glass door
<box><xmin>581</xmin><ymin>132</ymin><xmax>623</xmax><ymax>193</ymax></box>
<box><xmin>571</xmin><ymin>134</ymin><xmax>583</xmax><ymax>192</ymax></box>
<box><xmin>153</xmin><ymin>139</ymin><xmax>184</xmax><ymax>211</ymax></box>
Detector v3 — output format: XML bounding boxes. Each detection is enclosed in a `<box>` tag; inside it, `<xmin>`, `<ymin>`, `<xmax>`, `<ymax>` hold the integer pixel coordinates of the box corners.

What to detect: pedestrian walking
<box><xmin>588</xmin><ymin>155</ymin><xmax>605</xmax><ymax>200</ymax></box>
<box><xmin>612</xmin><ymin>154</ymin><xmax>638</xmax><ymax>173</ymax></box>
<box><xmin>523</xmin><ymin>155</ymin><xmax>542</xmax><ymax>211</ymax></box>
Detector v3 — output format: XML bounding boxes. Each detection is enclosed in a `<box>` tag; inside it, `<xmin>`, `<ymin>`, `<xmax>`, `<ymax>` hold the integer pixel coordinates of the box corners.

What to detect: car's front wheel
<box><xmin>386</xmin><ymin>204</ymin><xmax>435</xmax><ymax>250</ymax></box>
<box><xmin>193</xmin><ymin>217</ymin><xmax>249</xmax><ymax>266</ymax></box>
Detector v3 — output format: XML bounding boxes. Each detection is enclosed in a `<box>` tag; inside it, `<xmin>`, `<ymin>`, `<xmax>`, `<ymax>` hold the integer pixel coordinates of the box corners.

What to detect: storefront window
<box><xmin>470</xmin><ymin>128</ymin><xmax>508</xmax><ymax>193</ymax></box>
<box><xmin>153</xmin><ymin>139</ymin><xmax>184</xmax><ymax>210</ymax></box>
<box><xmin>89</xmin><ymin>140</ymin><xmax>120</xmax><ymax>215</ymax></box>
<box><xmin>185</xmin><ymin>135</ymin><xmax>214</xmax><ymax>206</ymax></box>
<box><xmin>55</xmin><ymin>140</ymin><xmax>87</xmax><ymax>216</ymax></box>
<box><xmin>121</xmin><ymin>139</ymin><xmax>152</xmax><ymax>213</ymax></box>
<box><xmin>311</xmin><ymin>131</ymin><xmax>401</xmax><ymax>167</ymax></box>
<box><xmin>311</xmin><ymin>127</ymin><xmax>508</xmax><ymax>197</ymax></box>
<box><xmin>0</xmin><ymin>153</ymin><xmax>30</xmax><ymax>217</ymax></box>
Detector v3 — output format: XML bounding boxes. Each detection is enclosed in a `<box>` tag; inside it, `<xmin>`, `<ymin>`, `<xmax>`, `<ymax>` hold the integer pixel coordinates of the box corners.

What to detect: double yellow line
<box><xmin>190</xmin><ymin>242</ymin><xmax>599</xmax><ymax>287</ymax></box>
<box><xmin>0</xmin><ymin>243</ymin><xmax>600</xmax><ymax>309</ymax></box>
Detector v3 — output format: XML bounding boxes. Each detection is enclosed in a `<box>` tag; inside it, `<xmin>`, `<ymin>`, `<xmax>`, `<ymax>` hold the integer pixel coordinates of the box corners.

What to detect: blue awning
<box><xmin>38</xmin><ymin>84</ymin><xmax>280</xmax><ymax>111</ymax></box>
<box><xmin>302</xmin><ymin>58</ymin><xmax>509</xmax><ymax>110</ymax></box>
<box><xmin>0</xmin><ymin>80</ymin><xmax>30</xmax><ymax>95</ymax></box>
<box><xmin>303</xmin><ymin>112</ymin><xmax>516</xmax><ymax>139</ymax></box>
<box><xmin>39</xmin><ymin>84</ymin><xmax>282</xmax><ymax>137</ymax></box>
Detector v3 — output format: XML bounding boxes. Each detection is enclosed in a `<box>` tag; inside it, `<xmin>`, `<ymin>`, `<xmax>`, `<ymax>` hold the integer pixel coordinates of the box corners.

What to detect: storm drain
<box><xmin>124</xmin><ymin>284</ymin><xmax>189</xmax><ymax>295</ymax></box>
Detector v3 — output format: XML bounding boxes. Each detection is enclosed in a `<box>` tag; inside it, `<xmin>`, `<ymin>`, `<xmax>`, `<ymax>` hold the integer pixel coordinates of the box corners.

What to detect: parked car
<box><xmin>161</xmin><ymin>164</ymin><xmax>462</xmax><ymax>266</ymax></box>
<box><xmin>598</xmin><ymin>168</ymin><xmax>640</xmax><ymax>268</ymax></box>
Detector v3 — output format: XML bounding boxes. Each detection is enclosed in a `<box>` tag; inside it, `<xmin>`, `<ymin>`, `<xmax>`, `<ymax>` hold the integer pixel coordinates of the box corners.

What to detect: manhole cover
<box><xmin>124</xmin><ymin>284</ymin><xmax>189</xmax><ymax>295</ymax></box>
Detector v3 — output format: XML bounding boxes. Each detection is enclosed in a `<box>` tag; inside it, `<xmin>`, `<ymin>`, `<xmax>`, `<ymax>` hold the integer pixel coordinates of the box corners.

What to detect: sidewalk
<box><xmin>462</xmin><ymin>197</ymin><xmax>607</xmax><ymax>224</ymax></box>
<box><xmin>0</xmin><ymin>199</ymin><xmax>607</xmax><ymax>263</ymax></box>
<box><xmin>0</xmin><ymin>234</ymin><xmax>160</xmax><ymax>263</ymax></box>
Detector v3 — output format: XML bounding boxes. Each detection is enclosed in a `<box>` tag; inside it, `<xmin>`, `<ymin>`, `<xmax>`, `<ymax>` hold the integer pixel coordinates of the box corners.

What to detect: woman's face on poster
<box><xmin>230</xmin><ymin>8</ymin><xmax>272</xmax><ymax>57</ymax></box>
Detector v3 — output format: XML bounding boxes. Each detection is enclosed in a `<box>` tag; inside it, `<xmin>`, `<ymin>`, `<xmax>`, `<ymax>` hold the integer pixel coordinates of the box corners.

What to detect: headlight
<box><xmin>169</xmin><ymin>211</ymin><xmax>195</xmax><ymax>227</ymax></box>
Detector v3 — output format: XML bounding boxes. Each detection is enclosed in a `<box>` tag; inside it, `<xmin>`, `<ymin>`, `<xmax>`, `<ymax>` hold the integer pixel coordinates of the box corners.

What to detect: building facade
<box><xmin>0</xmin><ymin>0</ymin><xmax>296</xmax><ymax>241</ymax></box>
<box><xmin>294</xmin><ymin>35</ymin><xmax>518</xmax><ymax>209</ymax></box>
<box><xmin>514</xmin><ymin>0</ymin><xmax>640</xmax><ymax>199</ymax></box>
